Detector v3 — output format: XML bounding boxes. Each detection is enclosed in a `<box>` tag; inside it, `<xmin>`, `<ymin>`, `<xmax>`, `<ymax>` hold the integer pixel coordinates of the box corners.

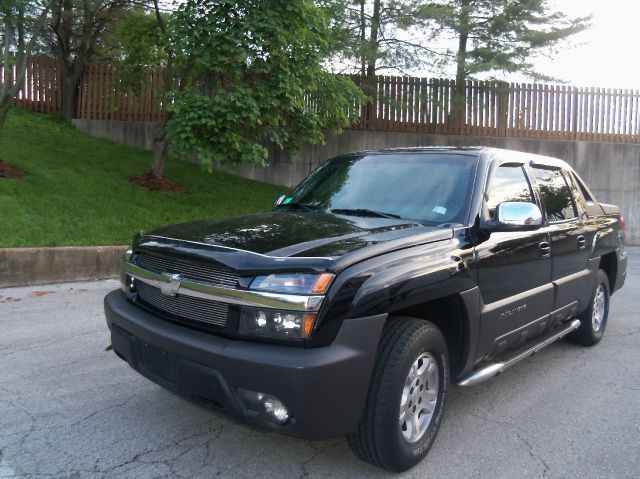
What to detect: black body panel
<box><xmin>106</xmin><ymin>147</ymin><xmax>627</xmax><ymax>440</ymax></box>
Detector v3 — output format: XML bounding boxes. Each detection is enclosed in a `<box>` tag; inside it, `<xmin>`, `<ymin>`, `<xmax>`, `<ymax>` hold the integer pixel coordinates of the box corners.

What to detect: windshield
<box><xmin>284</xmin><ymin>153</ymin><xmax>478</xmax><ymax>224</ymax></box>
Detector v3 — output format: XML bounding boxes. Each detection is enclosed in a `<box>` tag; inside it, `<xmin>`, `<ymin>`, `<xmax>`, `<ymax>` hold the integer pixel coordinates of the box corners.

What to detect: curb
<box><xmin>0</xmin><ymin>246</ymin><xmax>128</xmax><ymax>288</ymax></box>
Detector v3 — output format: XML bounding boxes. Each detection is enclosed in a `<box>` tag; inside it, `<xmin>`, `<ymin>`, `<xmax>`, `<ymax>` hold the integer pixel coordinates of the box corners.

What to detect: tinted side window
<box><xmin>486</xmin><ymin>165</ymin><xmax>533</xmax><ymax>220</ymax></box>
<box><xmin>564</xmin><ymin>171</ymin><xmax>586</xmax><ymax>216</ymax></box>
<box><xmin>571</xmin><ymin>171</ymin><xmax>595</xmax><ymax>203</ymax></box>
<box><xmin>532</xmin><ymin>167</ymin><xmax>577</xmax><ymax>221</ymax></box>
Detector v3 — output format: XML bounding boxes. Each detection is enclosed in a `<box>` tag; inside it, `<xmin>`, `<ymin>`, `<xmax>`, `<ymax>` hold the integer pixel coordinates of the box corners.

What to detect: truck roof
<box><xmin>348</xmin><ymin>146</ymin><xmax>572</xmax><ymax>170</ymax></box>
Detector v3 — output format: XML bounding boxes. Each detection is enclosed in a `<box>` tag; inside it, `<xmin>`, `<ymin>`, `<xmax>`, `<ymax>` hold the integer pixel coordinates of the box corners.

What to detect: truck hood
<box><xmin>136</xmin><ymin>211</ymin><xmax>455</xmax><ymax>273</ymax></box>
<box><xmin>145</xmin><ymin>211</ymin><xmax>451</xmax><ymax>258</ymax></box>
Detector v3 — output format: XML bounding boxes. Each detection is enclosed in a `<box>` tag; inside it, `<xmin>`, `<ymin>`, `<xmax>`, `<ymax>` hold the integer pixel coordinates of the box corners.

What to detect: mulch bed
<box><xmin>0</xmin><ymin>160</ymin><xmax>25</xmax><ymax>180</ymax></box>
<box><xmin>129</xmin><ymin>172</ymin><xmax>186</xmax><ymax>193</ymax></box>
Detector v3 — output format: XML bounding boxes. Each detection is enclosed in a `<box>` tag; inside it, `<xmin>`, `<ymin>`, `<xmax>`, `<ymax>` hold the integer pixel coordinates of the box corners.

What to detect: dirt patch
<box><xmin>0</xmin><ymin>160</ymin><xmax>25</xmax><ymax>180</ymax></box>
<box><xmin>129</xmin><ymin>172</ymin><xmax>185</xmax><ymax>193</ymax></box>
<box><xmin>29</xmin><ymin>291</ymin><xmax>55</xmax><ymax>298</ymax></box>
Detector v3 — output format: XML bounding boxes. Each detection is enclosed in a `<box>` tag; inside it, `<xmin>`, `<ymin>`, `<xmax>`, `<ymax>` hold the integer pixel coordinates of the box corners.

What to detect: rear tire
<box><xmin>347</xmin><ymin>317</ymin><xmax>448</xmax><ymax>472</ymax></box>
<box><xmin>568</xmin><ymin>269</ymin><xmax>610</xmax><ymax>346</ymax></box>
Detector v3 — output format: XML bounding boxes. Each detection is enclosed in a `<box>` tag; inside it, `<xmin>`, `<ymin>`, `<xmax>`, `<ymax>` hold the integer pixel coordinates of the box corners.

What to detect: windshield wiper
<box><xmin>331</xmin><ymin>208</ymin><xmax>402</xmax><ymax>219</ymax></box>
<box><xmin>277</xmin><ymin>201</ymin><xmax>317</xmax><ymax>212</ymax></box>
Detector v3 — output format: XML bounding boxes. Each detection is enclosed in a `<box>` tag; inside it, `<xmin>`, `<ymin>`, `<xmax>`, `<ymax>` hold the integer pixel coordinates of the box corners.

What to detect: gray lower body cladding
<box><xmin>104</xmin><ymin>290</ymin><xmax>387</xmax><ymax>440</ymax></box>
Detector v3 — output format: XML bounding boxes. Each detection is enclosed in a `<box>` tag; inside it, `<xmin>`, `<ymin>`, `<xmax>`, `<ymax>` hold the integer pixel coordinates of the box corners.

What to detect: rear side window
<box><xmin>571</xmin><ymin>171</ymin><xmax>595</xmax><ymax>203</ymax></box>
<box><xmin>564</xmin><ymin>171</ymin><xmax>587</xmax><ymax>216</ymax></box>
<box><xmin>486</xmin><ymin>165</ymin><xmax>533</xmax><ymax>220</ymax></box>
<box><xmin>532</xmin><ymin>167</ymin><xmax>577</xmax><ymax>222</ymax></box>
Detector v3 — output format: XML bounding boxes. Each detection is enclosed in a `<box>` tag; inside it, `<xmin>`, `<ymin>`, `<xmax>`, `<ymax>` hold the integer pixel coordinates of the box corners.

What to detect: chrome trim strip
<box><xmin>122</xmin><ymin>254</ymin><xmax>325</xmax><ymax>312</ymax></box>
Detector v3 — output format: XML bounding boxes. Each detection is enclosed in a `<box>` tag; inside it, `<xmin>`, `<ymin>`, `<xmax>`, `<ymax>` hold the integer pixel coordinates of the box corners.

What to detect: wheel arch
<box><xmin>388</xmin><ymin>288</ymin><xmax>480</xmax><ymax>380</ymax></box>
<box><xmin>599</xmin><ymin>251</ymin><xmax>617</xmax><ymax>292</ymax></box>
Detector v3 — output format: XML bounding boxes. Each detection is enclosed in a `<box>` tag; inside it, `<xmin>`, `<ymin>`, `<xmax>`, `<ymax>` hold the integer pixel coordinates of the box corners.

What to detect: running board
<box><xmin>456</xmin><ymin>319</ymin><xmax>581</xmax><ymax>387</ymax></box>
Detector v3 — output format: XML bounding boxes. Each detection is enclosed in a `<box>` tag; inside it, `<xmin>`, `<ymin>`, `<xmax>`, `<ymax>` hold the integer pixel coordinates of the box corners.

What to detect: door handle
<box><xmin>539</xmin><ymin>241</ymin><xmax>551</xmax><ymax>258</ymax></box>
<box><xmin>577</xmin><ymin>235</ymin><xmax>586</xmax><ymax>250</ymax></box>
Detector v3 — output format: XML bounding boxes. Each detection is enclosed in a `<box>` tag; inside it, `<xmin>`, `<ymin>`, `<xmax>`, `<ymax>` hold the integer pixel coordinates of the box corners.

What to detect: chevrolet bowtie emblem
<box><xmin>160</xmin><ymin>273</ymin><xmax>182</xmax><ymax>296</ymax></box>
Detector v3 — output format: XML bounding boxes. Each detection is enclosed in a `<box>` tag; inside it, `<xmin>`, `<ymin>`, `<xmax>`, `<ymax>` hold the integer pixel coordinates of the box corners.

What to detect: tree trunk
<box><xmin>148</xmin><ymin>0</ymin><xmax>173</xmax><ymax>180</ymax></box>
<box><xmin>151</xmin><ymin>120</ymin><xmax>169</xmax><ymax>179</ymax></box>
<box><xmin>452</xmin><ymin>0</ymin><xmax>471</xmax><ymax>129</ymax></box>
<box><xmin>363</xmin><ymin>0</ymin><xmax>382</xmax><ymax>125</ymax></box>
<box><xmin>359</xmin><ymin>0</ymin><xmax>366</xmax><ymax>79</ymax></box>
<box><xmin>0</xmin><ymin>101</ymin><xmax>10</xmax><ymax>131</ymax></box>
<box><xmin>60</xmin><ymin>73</ymin><xmax>79</xmax><ymax>122</ymax></box>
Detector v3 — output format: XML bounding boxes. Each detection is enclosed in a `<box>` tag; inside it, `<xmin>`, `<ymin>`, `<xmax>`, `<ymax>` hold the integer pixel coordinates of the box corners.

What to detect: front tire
<box><xmin>568</xmin><ymin>269</ymin><xmax>610</xmax><ymax>346</ymax></box>
<box><xmin>347</xmin><ymin>317</ymin><xmax>448</xmax><ymax>472</ymax></box>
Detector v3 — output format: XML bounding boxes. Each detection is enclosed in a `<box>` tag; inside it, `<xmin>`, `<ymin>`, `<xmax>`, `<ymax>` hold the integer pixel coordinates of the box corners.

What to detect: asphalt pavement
<box><xmin>1</xmin><ymin>249</ymin><xmax>639</xmax><ymax>479</ymax></box>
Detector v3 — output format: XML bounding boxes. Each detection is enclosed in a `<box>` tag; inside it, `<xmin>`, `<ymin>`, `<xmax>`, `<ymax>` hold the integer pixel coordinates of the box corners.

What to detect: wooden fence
<box><xmin>76</xmin><ymin>64</ymin><xmax>165</xmax><ymax>122</ymax></box>
<box><xmin>351</xmin><ymin>76</ymin><xmax>640</xmax><ymax>143</ymax></box>
<box><xmin>1</xmin><ymin>55</ymin><xmax>60</xmax><ymax>113</ymax></box>
<box><xmin>2</xmin><ymin>55</ymin><xmax>640</xmax><ymax>144</ymax></box>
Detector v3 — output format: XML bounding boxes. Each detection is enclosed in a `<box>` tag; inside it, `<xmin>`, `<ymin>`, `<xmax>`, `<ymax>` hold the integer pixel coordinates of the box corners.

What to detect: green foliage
<box><xmin>0</xmin><ymin>0</ymin><xmax>49</xmax><ymax>46</ymax></box>
<box><xmin>0</xmin><ymin>0</ymin><xmax>50</xmax><ymax>128</ymax></box>
<box><xmin>423</xmin><ymin>0</ymin><xmax>591</xmax><ymax>81</ymax></box>
<box><xmin>165</xmin><ymin>0</ymin><xmax>365</xmax><ymax>170</ymax></box>
<box><xmin>101</xmin><ymin>10</ymin><xmax>166</xmax><ymax>93</ymax></box>
<box><xmin>0</xmin><ymin>109</ymin><xmax>283</xmax><ymax>247</ymax></box>
<box><xmin>329</xmin><ymin>0</ymin><xmax>440</xmax><ymax>77</ymax></box>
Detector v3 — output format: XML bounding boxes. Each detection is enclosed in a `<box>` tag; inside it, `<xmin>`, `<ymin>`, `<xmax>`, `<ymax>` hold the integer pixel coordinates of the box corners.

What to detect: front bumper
<box><xmin>104</xmin><ymin>290</ymin><xmax>386</xmax><ymax>440</ymax></box>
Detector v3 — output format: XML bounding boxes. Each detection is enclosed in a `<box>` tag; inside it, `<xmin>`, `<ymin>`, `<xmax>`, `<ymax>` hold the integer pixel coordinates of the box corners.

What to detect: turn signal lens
<box><xmin>303</xmin><ymin>313</ymin><xmax>315</xmax><ymax>338</ymax></box>
<box><xmin>310</xmin><ymin>273</ymin><xmax>335</xmax><ymax>294</ymax></box>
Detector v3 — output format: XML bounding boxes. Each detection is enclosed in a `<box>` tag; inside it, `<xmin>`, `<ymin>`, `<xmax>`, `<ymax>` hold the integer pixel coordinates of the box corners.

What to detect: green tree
<box><xmin>330</xmin><ymin>0</ymin><xmax>441</xmax><ymax>114</ymax></box>
<box><xmin>0</xmin><ymin>0</ymin><xmax>50</xmax><ymax>130</ymax></box>
<box><xmin>412</xmin><ymin>0</ymin><xmax>591</xmax><ymax>124</ymax></box>
<box><xmin>101</xmin><ymin>1</ymin><xmax>184</xmax><ymax>180</ymax></box>
<box><xmin>101</xmin><ymin>10</ymin><xmax>165</xmax><ymax>92</ymax></box>
<box><xmin>165</xmin><ymin>0</ymin><xmax>364</xmax><ymax>176</ymax></box>
<box><xmin>332</xmin><ymin>1</ymin><xmax>440</xmax><ymax>78</ymax></box>
<box><xmin>48</xmin><ymin>0</ymin><xmax>135</xmax><ymax>122</ymax></box>
<box><xmin>424</xmin><ymin>0</ymin><xmax>590</xmax><ymax>89</ymax></box>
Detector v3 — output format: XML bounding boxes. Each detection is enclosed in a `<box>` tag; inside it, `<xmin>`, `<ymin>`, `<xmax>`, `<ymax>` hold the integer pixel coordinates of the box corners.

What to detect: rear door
<box><xmin>529</xmin><ymin>166</ymin><xmax>592</xmax><ymax>322</ymax></box>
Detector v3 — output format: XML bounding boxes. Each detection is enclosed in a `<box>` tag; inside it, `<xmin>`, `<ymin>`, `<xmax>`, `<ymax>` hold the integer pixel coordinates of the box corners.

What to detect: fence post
<box><xmin>571</xmin><ymin>86</ymin><xmax>579</xmax><ymax>140</ymax></box>
<box><xmin>497</xmin><ymin>81</ymin><xmax>509</xmax><ymax>137</ymax></box>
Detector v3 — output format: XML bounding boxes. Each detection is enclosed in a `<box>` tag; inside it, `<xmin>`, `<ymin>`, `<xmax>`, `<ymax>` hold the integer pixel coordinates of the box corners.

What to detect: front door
<box><xmin>475</xmin><ymin>162</ymin><xmax>553</xmax><ymax>361</ymax></box>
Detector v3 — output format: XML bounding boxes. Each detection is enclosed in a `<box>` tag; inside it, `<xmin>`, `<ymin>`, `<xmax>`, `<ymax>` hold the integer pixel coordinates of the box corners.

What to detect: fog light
<box><xmin>238</xmin><ymin>389</ymin><xmax>290</xmax><ymax>425</ymax></box>
<box><xmin>263</xmin><ymin>396</ymin><xmax>289</xmax><ymax>424</ymax></box>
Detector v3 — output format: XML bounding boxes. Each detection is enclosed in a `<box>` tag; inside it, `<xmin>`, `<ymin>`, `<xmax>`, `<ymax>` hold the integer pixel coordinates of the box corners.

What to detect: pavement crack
<box><xmin>65</xmin><ymin>394</ymin><xmax>139</xmax><ymax>429</ymax></box>
<box><xmin>470</xmin><ymin>413</ymin><xmax>550</xmax><ymax>477</ymax></box>
<box><xmin>297</xmin><ymin>442</ymin><xmax>325</xmax><ymax>479</ymax></box>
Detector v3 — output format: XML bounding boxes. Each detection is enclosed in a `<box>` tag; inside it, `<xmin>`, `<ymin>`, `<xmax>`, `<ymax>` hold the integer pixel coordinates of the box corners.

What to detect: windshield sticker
<box><xmin>283</xmin><ymin>197</ymin><xmax>293</xmax><ymax>205</ymax></box>
<box><xmin>433</xmin><ymin>206</ymin><xmax>447</xmax><ymax>215</ymax></box>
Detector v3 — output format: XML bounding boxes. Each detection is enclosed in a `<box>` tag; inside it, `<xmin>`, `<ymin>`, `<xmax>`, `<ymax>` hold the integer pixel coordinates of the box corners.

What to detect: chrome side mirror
<box><xmin>488</xmin><ymin>202</ymin><xmax>543</xmax><ymax>231</ymax></box>
<box><xmin>273</xmin><ymin>194</ymin><xmax>287</xmax><ymax>210</ymax></box>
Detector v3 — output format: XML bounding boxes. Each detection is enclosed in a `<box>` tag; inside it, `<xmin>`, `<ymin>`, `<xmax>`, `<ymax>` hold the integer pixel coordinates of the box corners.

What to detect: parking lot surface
<box><xmin>1</xmin><ymin>249</ymin><xmax>639</xmax><ymax>479</ymax></box>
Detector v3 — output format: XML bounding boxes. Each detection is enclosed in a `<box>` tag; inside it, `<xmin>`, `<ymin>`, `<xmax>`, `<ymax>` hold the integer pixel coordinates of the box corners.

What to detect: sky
<box><xmin>523</xmin><ymin>0</ymin><xmax>640</xmax><ymax>89</ymax></box>
<box><xmin>165</xmin><ymin>0</ymin><xmax>639</xmax><ymax>90</ymax></box>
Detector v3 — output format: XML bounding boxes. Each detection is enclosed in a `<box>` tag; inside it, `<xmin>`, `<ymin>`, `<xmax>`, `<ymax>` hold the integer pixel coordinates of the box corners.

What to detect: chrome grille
<box><xmin>136</xmin><ymin>281</ymin><xmax>229</xmax><ymax>327</ymax></box>
<box><xmin>135</xmin><ymin>252</ymin><xmax>238</xmax><ymax>288</ymax></box>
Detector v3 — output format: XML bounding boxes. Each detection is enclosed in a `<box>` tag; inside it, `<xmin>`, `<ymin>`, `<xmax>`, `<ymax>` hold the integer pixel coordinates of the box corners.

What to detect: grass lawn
<box><xmin>0</xmin><ymin>109</ymin><xmax>284</xmax><ymax>247</ymax></box>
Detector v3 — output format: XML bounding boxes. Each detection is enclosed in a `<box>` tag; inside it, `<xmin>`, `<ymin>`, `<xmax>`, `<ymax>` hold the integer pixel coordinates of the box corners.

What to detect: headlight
<box><xmin>243</xmin><ymin>273</ymin><xmax>333</xmax><ymax>340</ymax></box>
<box><xmin>250</xmin><ymin>272</ymin><xmax>334</xmax><ymax>294</ymax></box>
<box><xmin>239</xmin><ymin>307</ymin><xmax>317</xmax><ymax>340</ymax></box>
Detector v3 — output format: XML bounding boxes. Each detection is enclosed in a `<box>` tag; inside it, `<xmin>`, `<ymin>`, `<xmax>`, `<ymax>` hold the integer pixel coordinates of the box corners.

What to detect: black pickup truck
<box><xmin>105</xmin><ymin>147</ymin><xmax>627</xmax><ymax>471</ymax></box>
